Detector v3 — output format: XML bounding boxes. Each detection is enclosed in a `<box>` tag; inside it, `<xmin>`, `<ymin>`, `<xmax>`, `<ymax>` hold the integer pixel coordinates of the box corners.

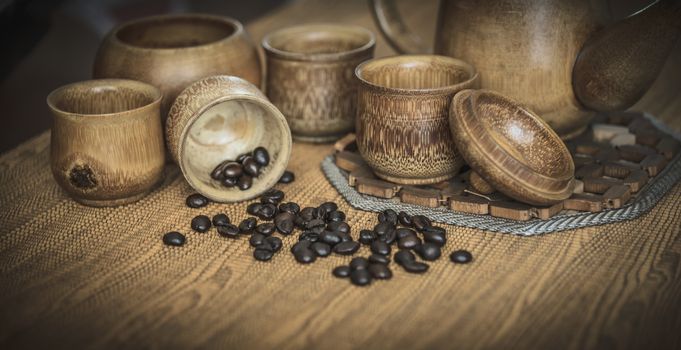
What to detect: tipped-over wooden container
<box><xmin>166</xmin><ymin>75</ymin><xmax>291</xmax><ymax>202</ymax></box>
<box><xmin>48</xmin><ymin>79</ymin><xmax>165</xmax><ymax>206</ymax></box>
<box><xmin>449</xmin><ymin>89</ymin><xmax>575</xmax><ymax>206</ymax></box>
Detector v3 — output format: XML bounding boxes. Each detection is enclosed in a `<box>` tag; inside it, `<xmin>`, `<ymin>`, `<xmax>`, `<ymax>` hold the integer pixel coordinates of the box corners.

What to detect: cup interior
<box><xmin>181</xmin><ymin>97</ymin><xmax>289</xmax><ymax>200</ymax></box>
<box><xmin>263</xmin><ymin>24</ymin><xmax>374</xmax><ymax>58</ymax></box>
<box><xmin>356</xmin><ymin>55</ymin><xmax>476</xmax><ymax>90</ymax></box>
<box><xmin>116</xmin><ymin>15</ymin><xmax>237</xmax><ymax>49</ymax></box>
<box><xmin>47</xmin><ymin>80</ymin><xmax>161</xmax><ymax>115</ymax></box>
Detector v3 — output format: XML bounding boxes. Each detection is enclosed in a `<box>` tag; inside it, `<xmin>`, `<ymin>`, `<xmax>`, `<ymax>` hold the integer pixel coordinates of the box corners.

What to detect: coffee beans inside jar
<box><xmin>210</xmin><ymin>146</ymin><xmax>271</xmax><ymax>191</ymax></box>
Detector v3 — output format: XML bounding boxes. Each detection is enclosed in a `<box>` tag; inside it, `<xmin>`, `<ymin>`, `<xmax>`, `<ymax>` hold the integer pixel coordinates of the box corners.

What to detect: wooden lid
<box><xmin>449</xmin><ymin>89</ymin><xmax>575</xmax><ymax>206</ymax></box>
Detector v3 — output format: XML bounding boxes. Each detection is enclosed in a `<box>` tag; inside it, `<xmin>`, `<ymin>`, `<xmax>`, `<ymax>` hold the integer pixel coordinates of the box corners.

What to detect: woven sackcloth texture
<box><xmin>1</xmin><ymin>130</ymin><xmax>681</xmax><ymax>349</ymax></box>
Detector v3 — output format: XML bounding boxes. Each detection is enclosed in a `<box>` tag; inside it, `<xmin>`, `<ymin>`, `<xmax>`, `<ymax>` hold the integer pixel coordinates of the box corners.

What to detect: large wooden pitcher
<box><xmin>371</xmin><ymin>0</ymin><xmax>681</xmax><ymax>138</ymax></box>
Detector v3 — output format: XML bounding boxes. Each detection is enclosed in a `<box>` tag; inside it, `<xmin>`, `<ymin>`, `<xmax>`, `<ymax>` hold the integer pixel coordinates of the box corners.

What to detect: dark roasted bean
<box><xmin>450</xmin><ymin>250</ymin><xmax>473</xmax><ymax>264</ymax></box>
<box><xmin>305</xmin><ymin>218</ymin><xmax>326</xmax><ymax>230</ymax></box>
<box><xmin>398</xmin><ymin>234</ymin><xmax>421</xmax><ymax>250</ymax></box>
<box><xmin>186</xmin><ymin>193</ymin><xmax>209</xmax><ymax>208</ymax></box>
<box><xmin>237</xmin><ymin>175</ymin><xmax>253</xmax><ymax>190</ymax></box>
<box><xmin>294</xmin><ymin>215</ymin><xmax>307</xmax><ymax>229</ymax></box>
<box><xmin>253</xmin><ymin>248</ymin><xmax>273</xmax><ymax>261</ymax></box>
<box><xmin>318</xmin><ymin>202</ymin><xmax>338</xmax><ymax>216</ymax></box>
<box><xmin>374</xmin><ymin>221</ymin><xmax>395</xmax><ymax>236</ymax></box>
<box><xmin>398</xmin><ymin>211</ymin><xmax>413</xmax><ymax>227</ymax></box>
<box><xmin>261</xmin><ymin>189</ymin><xmax>285</xmax><ymax>204</ymax></box>
<box><xmin>223</xmin><ymin>162</ymin><xmax>243</xmax><ymax>178</ymax></box>
<box><xmin>163</xmin><ymin>231</ymin><xmax>185</xmax><ymax>246</ymax></box>
<box><xmin>333</xmin><ymin>241</ymin><xmax>360</xmax><ymax>255</ymax></box>
<box><xmin>350</xmin><ymin>269</ymin><xmax>372</xmax><ymax>286</ymax></box>
<box><xmin>326</xmin><ymin>210</ymin><xmax>346</xmax><ymax>223</ymax></box>
<box><xmin>401</xmin><ymin>261</ymin><xmax>429</xmax><ymax>273</ymax></box>
<box><xmin>299</xmin><ymin>231</ymin><xmax>319</xmax><ymax>242</ymax></box>
<box><xmin>370</xmin><ymin>241</ymin><xmax>391</xmax><ymax>255</ymax></box>
<box><xmin>299</xmin><ymin>207</ymin><xmax>317</xmax><ymax>221</ymax></box>
<box><xmin>212</xmin><ymin>213</ymin><xmax>230</xmax><ymax>226</ymax></box>
<box><xmin>379</xmin><ymin>229</ymin><xmax>396</xmax><ymax>245</ymax></box>
<box><xmin>422</xmin><ymin>230</ymin><xmax>447</xmax><ymax>247</ymax></box>
<box><xmin>191</xmin><ymin>215</ymin><xmax>211</xmax><ymax>232</ymax></box>
<box><xmin>423</xmin><ymin>225</ymin><xmax>445</xmax><ymax>235</ymax></box>
<box><xmin>412</xmin><ymin>215</ymin><xmax>430</xmax><ymax>231</ymax></box>
<box><xmin>265</xmin><ymin>236</ymin><xmax>283</xmax><ymax>252</ymax></box>
<box><xmin>255</xmin><ymin>222</ymin><xmax>276</xmax><ymax>235</ymax></box>
<box><xmin>279</xmin><ymin>202</ymin><xmax>300</xmax><ymax>215</ymax></box>
<box><xmin>320</xmin><ymin>230</ymin><xmax>342</xmax><ymax>246</ymax></box>
<box><xmin>236</xmin><ymin>153</ymin><xmax>250</xmax><ymax>163</ymax></box>
<box><xmin>247</xmin><ymin>203</ymin><xmax>263</xmax><ymax>216</ymax></box>
<box><xmin>349</xmin><ymin>257</ymin><xmax>369</xmax><ymax>270</ymax></box>
<box><xmin>380</xmin><ymin>209</ymin><xmax>398</xmax><ymax>225</ymax></box>
<box><xmin>359</xmin><ymin>230</ymin><xmax>377</xmax><ymax>245</ymax></box>
<box><xmin>332</xmin><ymin>265</ymin><xmax>351</xmax><ymax>278</ymax></box>
<box><xmin>274</xmin><ymin>212</ymin><xmax>295</xmax><ymax>235</ymax></box>
<box><xmin>415</xmin><ymin>243</ymin><xmax>441</xmax><ymax>261</ymax></box>
<box><xmin>253</xmin><ymin>146</ymin><xmax>270</xmax><ymax>167</ymax></box>
<box><xmin>369</xmin><ymin>264</ymin><xmax>392</xmax><ymax>279</ymax></box>
<box><xmin>327</xmin><ymin>221</ymin><xmax>351</xmax><ymax>234</ymax></box>
<box><xmin>242</xmin><ymin>156</ymin><xmax>260</xmax><ymax>177</ymax></box>
<box><xmin>337</xmin><ymin>232</ymin><xmax>352</xmax><ymax>242</ymax></box>
<box><xmin>222</xmin><ymin>176</ymin><xmax>238</xmax><ymax>187</ymax></box>
<box><xmin>249</xmin><ymin>233</ymin><xmax>266</xmax><ymax>247</ymax></box>
<box><xmin>279</xmin><ymin>170</ymin><xmax>295</xmax><ymax>184</ymax></box>
<box><xmin>256</xmin><ymin>203</ymin><xmax>278</xmax><ymax>220</ymax></box>
<box><xmin>396</xmin><ymin>227</ymin><xmax>416</xmax><ymax>240</ymax></box>
<box><xmin>217</xmin><ymin>224</ymin><xmax>239</xmax><ymax>238</ymax></box>
<box><xmin>294</xmin><ymin>248</ymin><xmax>317</xmax><ymax>264</ymax></box>
<box><xmin>210</xmin><ymin>160</ymin><xmax>230</xmax><ymax>180</ymax></box>
<box><xmin>239</xmin><ymin>217</ymin><xmax>257</xmax><ymax>233</ymax></box>
<box><xmin>394</xmin><ymin>249</ymin><xmax>416</xmax><ymax>265</ymax></box>
<box><xmin>368</xmin><ymin>253</ymin><xmax>390</xmax><ymax>265</ymax></box>
<box><xmin>311</xmin><ymin>242</ymin><xmax>331</xmax><ymax>257</ymax></box>
<box><xmin>291</xmin><ymin>240</ymin><xmax>311</xmax><ymax>254</ymax></box>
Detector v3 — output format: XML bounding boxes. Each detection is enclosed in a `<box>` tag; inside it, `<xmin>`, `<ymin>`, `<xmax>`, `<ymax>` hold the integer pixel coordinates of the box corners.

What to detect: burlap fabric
<box><xmin>1</xmin><ymin>130</ymin><xmax>681</xmax><ymax>349</ymax></box>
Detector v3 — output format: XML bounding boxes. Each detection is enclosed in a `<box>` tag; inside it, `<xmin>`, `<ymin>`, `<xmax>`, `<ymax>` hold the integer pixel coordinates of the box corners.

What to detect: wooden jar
<box><xmin>166</xmin><ymin>75</ymin><xmax>291</xmax><ymax>202</ymax></box>
<box><xmin>93</xmin><ymin>14</ymin><xmax>262</xmax><ymax>122</ymax></box>
<box><xmin>48</xmin><ymin>79</ymin><xmax>165</xmax><ymax>206</ymax></box>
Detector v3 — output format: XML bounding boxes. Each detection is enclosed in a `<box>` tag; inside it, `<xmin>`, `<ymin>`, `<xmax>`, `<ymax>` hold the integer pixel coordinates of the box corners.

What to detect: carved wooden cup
<box><xmin>166</xmin><ymin>75</ymin><xmax>291</xmax><ymax>202</ymax></box>
<box><xmin>262</xmin><ymin>24</ymin><xmax>375</xmax><ymax>142</ymax></box>
<box><xmin>48</xmin><ymin>79</ymin><xmax>165</xmax><ymax>207</ymax></box>
<box><xmin>355</xmin><ymin>55</ymin><xmax>478</xmax><ymax>185</ymax></box>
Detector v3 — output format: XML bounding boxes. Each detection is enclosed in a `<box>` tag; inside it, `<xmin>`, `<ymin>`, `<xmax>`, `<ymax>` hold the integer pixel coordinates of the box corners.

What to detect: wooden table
<box><xmin>1</xmin><ymin>1</ymin><xmax>681</xmax><ymax>349</ymax></box>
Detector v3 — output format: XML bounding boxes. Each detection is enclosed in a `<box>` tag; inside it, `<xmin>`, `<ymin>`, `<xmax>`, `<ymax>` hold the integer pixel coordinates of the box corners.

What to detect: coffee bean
<box><xmin>217</xmin><ymin>224</ymin><xmax>239</xmax><ymax>238</ymax></box>
<box><xmin>278</xmin><ymin>202</ymin><xmax>300</xmax><ymax>215</ymax></box>
<box><xmin>223</xmin><ymin>162</ymin><xmax>243</xmax><ymax>178</ymax></box>
<box><xmin>163</xmin><ymin>231</ymin><xmax>185</xmax><ymax>246</ymax></box>
<box><xmin>412</xmin><ymin>215</ymin><xmax>431</xmax><ymax>231</ymax></box>
<box><xmin>236</xmin><ymin>153</ymin><xmax>250</xmax><ymax>163</ymax></box>
<box><xmin>239</xmin><ymin>217</ymin><xmax>257</xmax><ymax>233</ymax></box>
<box><xmin>395</xmin><ymin>227</ymin><xmax>416</xmax><ymax>240</ymax></box>
<box><xmin>318</xmin><ymin>202</ymin><xmax>338</xmax><ymax>216</ymax></box>
<box><xmin>320</xmin><ymin>230</ymin><xmax>342</xmax><ymax>246</ymax></box>
<box><xmin>186</xmin><ymin>193</ymin><xmax>209</xmax><ymax>208</ymax></box>
<box><xmin>450</xmin><ymin>250</ymin><xmax>473</xmax><ymax>264</ymax></box>
<box><xmin>332</xmin><ymin>265</ymin><xmax>351</xmax><ymax>278</ymax></box>
<box><xmin>327</xmin><ymin>221</ymin><xmax>350</xmax><ymax>234</ymax></box>
<box><xmin>294</xmin><ymin>248</ymin><xmax>317</xmax><ymax>264</ymax></box>
<box><xmin>337</xmin><ymin>232</ymin><xmax>352</xmax><ymax>242</ymax></box>
<box><xmin>247</xmin><ymin>203</ymin><xmax>263</xmax><ymax>216</ymax></box>
<box><xmin>378</xmin><ymin>209</ymin><xmax>398</xmax><ymax>225</ymax></box>
<box><xmin>250</xmin><ymin>233</ymin><xmax>266</xmax><ymax>247</ymax></box>
<box><xmin>212</xmin><ymin>213</ymin><xmax>230</xmax><ymax>226</ymax></box>
<box><xmin>261</xmin><ymin>189</ymin><xmax>285</xmax><ymax>204</ymax></box>
<box><xmin>378</xmin><ymin>229</ymin><xmax>397</xmax><ymax>245</ymax></box>
<box><xmin>237</xmin><ymin>175</ymin><xmax>253</xmax><ymax>190</ymax></box>
<box><xmin>311</xmin><ymin>242</ymin><xmax>331</xmax><ymax>257</ymax></box>
<box><xmin>368</xmin><ymin>253</ymin><xmax>390</xmax><ymax>265</ymax></box>
<box><xmin>274</xmin><ymin>212</ymin><xmax>295</xmax><ymax>235</ymax></box>
<box><xmin>255</xmin><ymin>222</ymin><xmax>276</xmax><ymax>235</ymax></box>
<box><xmin>398</xmin><ymin>211</ymin><xmax>413</xmax><ymax>227</ymax></box>
<box><xmin>210</xmin><ymin>160</ymin><xmax>230</xmax><ymax>180</ymax></box>
<box><xmin>253</xmin><ymin>146</ymin><xmax>270</xmax><ymax>167</ymax></box>
<box><xmin>370</xmin><ymin>241</ymin><xmax>391</xmax><ymax>256</ymax></box>
<box><xmin>222</xmin><ymin>176</ymin><xmax>238</xmax><ymax>187</ymax></box>
<box><xmin>394</xmin><ymin>249</ymin><xmax>416</xmax><ymax>265</ymax></box>
<box><xmin>242</xmin><ymin>156</ymin><xmax>260</xmax><ymax>177</ymax></box>
<box><xmin>299</xmin><ymin>207</ymin><xmax>317</xmax><ymax>221</ymax></box>
<box><xmin>350</xmin><ymin>269</ymin><xmax>372</xmax><ymax>286</ymax></box>
<box><xmin>349</xmin><ymin>257</ymin><xmax>369</xmax><ymax>270</ymax></box>
<box><xmin>279</xmin><ymin>170</ymin><xmax>295</xmax><ymax>184</ymax></box>
<box><xmin>401</xmin><ymin>261</ymin><xmax>429</xmax><ymax>273</ymax></box>
<box><xmin>333</xmin><ymin>241</ymin><xmax>360</xmax><ymax>255</ymax></box>
<box><xmin>374</xmin><ymin>221</ymin><xmax>395</xmax><ymax>236</ymax></box>
<box><xmin>423</xmin><ymin>225</ymin><xmax>445</xmax><ymax>235</ymax></box>
<box><xmin>265</xmin><ymin>236</ymin><xmax>283</xmax><ymax>252</ymax></box>
<box><xmin>398</xmin><ymin>234</ymin><xmax>421</xmax><ymax>250</ymax></box>
<box><xmin>291</xmin><ymin>240</ymin><xmax>311</xmax><ymax>254</ymax></box>
<box><xmin>422</xmin><ymin>230</ymin><xmax>447</xmax><ymax>247</ymax></box>
<box><xmin>294</xmin><ymin>216</ymin><xmax>307</xmax><ymax>229</ymax></box>
<box><xmin>191</xmin><ymin>215</ymin><xmax>211</xmax><ymax>232</ymax></box>
<box><xmin>415</xmin><ymin>243</ymin><xmax>441</xmax><ymax>261</ymax></box>
<box><xmin>369</xmin><ymin>264</ymin><xmax>392</xmax><ymax>279</ymax></box>
<box><xmin>299</xmin><ymin>231</ymin><xmax>319</xmax><ymax>242</ymax></box>
<box><xmin>359</xmin><ymin>230</ymin><xmax>377</xmax><ymax>245</ymax></box>
<box><xmin>254</xmin><ymin>248</ymin><xmax>274</xmax><ymax>261</ymax></box>
<box><xmin>305</xmin><ymin>218</ymin><xmax>326</xmax><ymax>230</ymax></box>
<box><xmin>326</xmin><ymin>210</ymin><xmax>346</xmax><ymax>223</ymax></box>
<box><xmin>256</xmin><ymin>203</ymin><xmax>278</xmax><ymax>220</ymax></box>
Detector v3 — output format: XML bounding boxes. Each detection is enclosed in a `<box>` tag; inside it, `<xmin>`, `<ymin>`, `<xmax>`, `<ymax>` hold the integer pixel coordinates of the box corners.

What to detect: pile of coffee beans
<box><xmin>210</xmin><ymin>146</ymin><xmax>271</xmax><ymax>191</ymax></box>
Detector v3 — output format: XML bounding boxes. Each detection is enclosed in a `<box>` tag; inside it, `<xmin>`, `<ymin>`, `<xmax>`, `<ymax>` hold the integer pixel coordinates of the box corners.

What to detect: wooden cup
<box><xmin>94</xmin><ymin>14</ymin><xmax>262</xmax><ymax>122</ymax></box>
<box><xmin>355</xmin><ymin>55</ymin><xmax>478</xmax><ymax>185</ymax></box>
<box><xmin>262</xmin><ymin>24</ymin><xmax>375</xmax><ymax>143</ymax></box>
<box><xmin>48</xmin><ymin>79</ymin><xmax>165</xmax><ymax>206</ymax></box>
<box><xmin>166</xmin><ymin>75</ymin><xmax>292</xmax><ymax>202</ymax></box>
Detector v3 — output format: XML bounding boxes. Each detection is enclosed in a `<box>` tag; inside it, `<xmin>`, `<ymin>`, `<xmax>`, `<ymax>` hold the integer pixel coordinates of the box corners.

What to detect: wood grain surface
<box><xmin>1</xmin><ymin>0</ymin><xmax>681</xmax><ymax>349</ymax></box>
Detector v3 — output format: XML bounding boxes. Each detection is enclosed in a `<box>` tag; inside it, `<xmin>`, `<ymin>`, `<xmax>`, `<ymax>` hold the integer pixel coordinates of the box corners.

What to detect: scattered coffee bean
<box><xmin>368</xmin><ymin>253</ymin><xmax>390</xmax><ymax>265</ymax></box>
<box><xmin>395</xmin><ymin>227</ymin><xmax>416</xmax><ymax>240</ymax></box>
<box><xmin>394</xmin><ymin>249</ymin><xmax>416</xmax><ymax>265</ymax></box>
<box><xmin>279</xmin><ymin>202</ymin><xmax>300</xmax><ymax>215</ymax></box>
<box><xmin>239</xmin><ymin>217</ymin><xmax>257</xmax><ymax>233</ymax></box>
<box><xmin>337</xmin><ymin>232</ymin><xmax>352</xmax><ymax>242</ymax></box>
<box><xmin>163</xmin><ymin>231</ymin><xmax>185</xmax><ymax>246</ymax></box>
<box><xmin>374</xmin><ymin>221</ymin><xmax>395</xmax><ymax>236</ymax></box>
<box><xmin>253</xmin><ymin>146</ymin><xmax>270</xmax><ymax>167</ymax></box>
<box><xmin>299</xmin><ymin>231</ymin><xmax>319</xmax><ymax>242</ymax></box>
<box><xmin>242</xmin><ymin>156</ymin><xmax>260</xmax><ymax>177</ymax></box>
<box><xmin>333</xmin><ymin>241</ymin><xmax>360</xmax><ymax>255</ymax></box>
<box><xmin>450</xmin><ymin>250</ymin><xmax>473</xmax><ymax>264</ymax></box>
<box><xmin>274</xmin><ymin>212</ymin><xmax>295</xmax><ymax>235</ymax></box>
<box><xmin>299</xmin><ymin>207</ymin><xmax>317</xmax><ymax>221</ymax></box>
<box><xmin>250</xmin><ymin>233</ymin><xmax>266</xmax><ymax>247</ymax></box>
<box><xmin>412</xmin><ymin>215</ymin><xmax>431</xmax><ymax>231</ymax></box>
<box><xmin>397</xmin><ymin>234</ymin><xmax>421</xmax><ymax>250</ymax></box>
<box><xmin>261</xmin><ymin>189</ymin><xmax>285</xmax><ymax>204</ymax></box>
<box><xmin>256</xmin><ymin>203</ymin><xmax>277</xmax><ymax>220</ymax></box>
<box><xmin>217</xmin><ymin>224</ymin><xmax>239</xmax><ymax>238</ymax></box>
<box><xmin>370</xmin><ymin>241</ymin><xmax>391</xmax><ymax>256</ymax></box>
<box><xmin>359</xmin><ymin>230</ymin><xmax>377</xmax><ymax>245</ymax></box>
<box><xmin>333</xmin><ymin>265</ymin><xmax>351</xmax><ymax>278</ymax></box>
<box><xmin>223</xmin><ymin>162</ymin><xmax>243</xmax><ymax>178</ymax></box>
<box><xmin>305</xmin><ymin>218</ymin><xmax>326</xmax><ymax>230</ymax></box>
<box><xmin>414</xmin><ymin>242</ymin><xmax>441</xmax><ymax>261</ymax></box>
<box><xmin>422</xmin><ymin>229</ymin><xmax>447</xmax><ymax>247</ymax></box>
<box><xmin>320</xmin><ymin>230</ymin><xmax>342</xmax><ymax>246</ymax></box>
<box><xmin>378</xmin><ymin>229</ymin><xmax>397</xmax><ymax>245</ymax></box>
<box><xmin>247</xmin><ymin>203</ymin><xmax>262</xmax><ymax>215</ymax></box>
<box><xmin>318</xmin><ymin>202</ymin><xmax>338</xmax><ymax>217</ymax></box>
<box><xmin>212</xmin><ymin>213</ymin><xmax>230</xmax><ymax>227</ymax></box>
<box><xmin>327</xmin><ymin>210</ymin><xmax>346</xmax><ymax>222</ymax></box>
<box><xmin>349</xmin><ymin>257</ymin><xmax>369</xmax><ymax>270</ymax></box>
<box><xmin>255</xmin><ymin>222</ymin><xmax>276</xmax><ymax>235</ymax></box>
<box><xmin>186</xmin><ymin>193</ymin><xmax>209</xmax><ymax>208</ymax></box>
<box><xmin>294</xmin><ymin>248</ymin><xmax>317</xmax><ymax>264</ymax></box>
<box><xmin>401</xmin><ymin>261</ymin><xmax>429</xmax><ymax>273</ymax></box>
<box><xmin>279</xmin><ymin>170</ymin><xmax>295</xmax><ymax>184</ymax></box>
<box><xmin>265</xmin><ymin>236</ymin><xmax>282</xmax><ymax>252</ymax></box>
<box><xmin>254</xmin><ymin>248</ymin><xmax>274</xmax><ymax>261</ymax></box>
<box><xmin>327</xmin><ymin>221</ymin><xmax>350</xmax><ymax>234</ymax></box>
<box><xmin>378</xmin><ymin>209</ymin><xmax>398</xmax><ymax>225</ymax></box>
<box><xmin>369</xmin><ymin>264</ymin><xmax>392</xmax><ymax>279</ymax></box>
<box><xmin>191</xmin><ymin>215</ymin><xmax>211</xmax><ymax>232</ymax></box>
<box><xmin>291</xmin><ymin>240</ymin><xmax>311</xmax><ymax>254</ymax></box>
<box><xmin>350</xmin><ymin>269</ymin><xmax>372</xmax><ymax>286</ymax></box>
<box><xmin>311</xmin><ymin>242</ymin><xmax>331</xmax><ymax>257</ymax></box>
<box><xmin>398</xmin><ymin>211</ymin><xmax>413</xmax><ymax>227</ymax></box>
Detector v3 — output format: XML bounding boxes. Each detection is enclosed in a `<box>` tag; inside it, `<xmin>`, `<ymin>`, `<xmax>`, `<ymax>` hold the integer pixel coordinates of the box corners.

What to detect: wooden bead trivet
<box><xmin>332</xmin><ymin>112</ymin><xmax>680</xmax><ymax>221</ymax></box>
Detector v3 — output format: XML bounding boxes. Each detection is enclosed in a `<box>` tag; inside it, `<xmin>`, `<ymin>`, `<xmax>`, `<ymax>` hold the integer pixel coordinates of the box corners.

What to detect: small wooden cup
<box><xmin>355</xmin><ymin>55</ymin><xmax>478</xmax><ymax>185</ymax></box>
<box><xmin>47</xmin><ymin>79</ymin><xmax>165</xmax><ymax>206</ymax></box>
<box><xmin>262</xmin><ymin>24</ymin><xmax>375</xmax><ymax>143</ymax></box>
<box><xmin>166</xmin><ymin>75</ymin><xmax>292</xmax><ymax>202</ymax></box>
